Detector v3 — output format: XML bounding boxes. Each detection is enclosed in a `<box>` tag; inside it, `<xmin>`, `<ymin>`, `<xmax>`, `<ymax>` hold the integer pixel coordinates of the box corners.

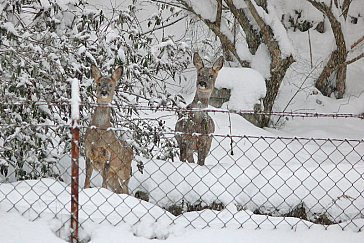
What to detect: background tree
<box><xmin>306</xmin><ymin>0</ymin><xmax>364</xmax><ymax>98</ymax></box>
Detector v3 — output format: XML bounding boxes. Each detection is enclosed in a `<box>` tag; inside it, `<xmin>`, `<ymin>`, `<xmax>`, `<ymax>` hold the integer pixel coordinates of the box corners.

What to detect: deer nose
<box><xmin>100</xmin><ymin>90</ymin><xmax>108</xmax><ymax>96</ymax></box>
<box><xmin>198</xmin><ymin>81</ymin><xmax>207</xmax><ymax>88</ymax></box>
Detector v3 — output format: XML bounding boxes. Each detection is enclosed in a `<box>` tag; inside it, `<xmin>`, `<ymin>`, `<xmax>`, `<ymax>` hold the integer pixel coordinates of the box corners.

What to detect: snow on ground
<box><xmin>1</xmin><ymin>179</ymin><xmax>364</xmax><ymax>242</ymax></box>
<box><xmin>1</xmin><ymin>208</ymin><xmax>364</xmax><ymax>243</ymax></box>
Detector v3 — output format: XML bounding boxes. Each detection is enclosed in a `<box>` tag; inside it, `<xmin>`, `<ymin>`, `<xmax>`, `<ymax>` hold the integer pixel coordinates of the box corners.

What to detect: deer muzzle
<box><xmin>198</xmin><ymin>81</ymin><xmax>207</xmax><ymax>89</ymax></box>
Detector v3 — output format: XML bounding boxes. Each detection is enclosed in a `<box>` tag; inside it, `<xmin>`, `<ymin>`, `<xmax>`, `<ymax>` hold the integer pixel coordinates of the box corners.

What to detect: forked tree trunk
<box><xmin>245</xmin><ymin>0</ymin><xmax>295</xmax><ymax>127</ymax></box>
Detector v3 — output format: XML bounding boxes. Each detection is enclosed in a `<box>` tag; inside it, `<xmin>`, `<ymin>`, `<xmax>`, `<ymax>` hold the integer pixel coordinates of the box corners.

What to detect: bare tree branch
<box><xmin>351</xmin><ymin>35</ymin><xmax>364</xmax><ymax>50</ymax></box>
<box><xmin>174</xmin><ymin>0</ymin><xmax>249</xmax><ymax>66</ymax></box>
<box><xmin>345</xmin><ymin>53</ymin><xmax>364</xmax><ymax>66</ymax></box>
<box><xmin>216</xmin><ymin>0</ymin><xmax>223</xmax><ymax>29</ymax></box>
<box><xmin>141</xmin><ymin>14</ymin><xmax>188</xmax><ymax>36</ymax></box>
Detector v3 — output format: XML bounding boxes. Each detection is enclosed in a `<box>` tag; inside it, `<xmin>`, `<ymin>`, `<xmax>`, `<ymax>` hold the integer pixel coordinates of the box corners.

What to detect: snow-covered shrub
<box><xmin>0</xmin><ymin>0</ymin><xmax>189</xmax><ymax>181</ymax></box>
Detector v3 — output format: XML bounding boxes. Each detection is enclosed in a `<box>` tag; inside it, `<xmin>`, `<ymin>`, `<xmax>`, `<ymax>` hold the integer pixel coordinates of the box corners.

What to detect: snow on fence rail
<box><xmin>0</xmin><ymin>103</ymin><xmax>364</xmax><ymax>241</ymax></box>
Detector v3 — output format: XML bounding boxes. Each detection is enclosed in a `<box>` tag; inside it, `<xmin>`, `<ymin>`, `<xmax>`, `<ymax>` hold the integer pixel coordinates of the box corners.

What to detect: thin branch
<box><xmin>141</xmin><ymin>14</ymin><xmax>188</xmax><ymax>36</ymax></box>
<box><xmin>216</xmin><ymin>0</ymin><xmax>223</xmax><ymax>28</ymax></box>
<box><xmin>176</xmin><ymin>0</ymin><xmax>249</xmax><ymax>67</ymax></box>
<box><xmin>345</xmin><ymin>53</ymin><xmax>364</xmax><ymax>66</ymax></box>
<box><xmin>351</xmin><ymin>35</ymin><xmax>364</xmax><ymax>50</ymax></box>
<box><xmin>148</xmin><ymin>0</ymin><xmax>190</xmax><ymax>11</ymax></box>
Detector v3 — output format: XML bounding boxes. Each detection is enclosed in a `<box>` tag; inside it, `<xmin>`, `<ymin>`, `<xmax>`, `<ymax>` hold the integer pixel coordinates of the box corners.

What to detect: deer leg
<box><xmin>186</xmin><ymin>146</ymin><xmax>195</xmax><ymax>163</ymax></box>
<box><xmin>102</xmin><ymin>160</ymin><xmax>111</xmax><ymax>189</ymax></box>
<box><xmin>179</xmin><ymin>141</ymin><xmax>187</xmax><ymax>162</ymax></box>
<box><xmin>197</xmin><ymin>149</ymin><xmax>207</xmax><ymax>166</ymax></box>
<box><xmin>116</xmin><ymin>169</ymin><xmax>130</xmax><ymax>194</ymax></box>
<box><xmin>120</xmin><ymin>177</ymin><xmax>130</xmax><ymax>195</ymax></box>
<box><xmin>109</xmin><ymin>175</ymin><xmax>122</xmax><ymax>194</ymax></box>
<box><xmin>197</xmin><ymin>136</ymin><xmax>211</xmax><ymax>166</ymax></box>
<box><xmin>84</xmin><ymin>158</ymin><xmax>93</xmax><ymax>188</ymax></box>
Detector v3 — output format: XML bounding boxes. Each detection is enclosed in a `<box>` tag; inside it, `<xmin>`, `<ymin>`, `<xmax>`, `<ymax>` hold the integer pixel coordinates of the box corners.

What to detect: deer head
<box><xmin>193</xmin><ymin>52</ymin><xmax>224</xmax><ymax>101</ymax></box>
<box><xmin>91</xmin><ymin>65</ymin><xmax>123</xmax><ymax>104</ymax></box>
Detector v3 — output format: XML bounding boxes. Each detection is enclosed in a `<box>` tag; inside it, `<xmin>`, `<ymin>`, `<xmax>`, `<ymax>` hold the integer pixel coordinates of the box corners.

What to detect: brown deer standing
<box><xmin>175</xmin><ymin>53</ymin><xmax>224</xmax><ymax>165</ymax></box>
<box><xmin>84</xmin><ymin>65</ymin><xmax>133</xmax><ymax>194</ymax></box>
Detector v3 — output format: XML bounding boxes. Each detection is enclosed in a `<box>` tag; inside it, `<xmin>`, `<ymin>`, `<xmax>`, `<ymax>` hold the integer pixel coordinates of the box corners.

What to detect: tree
<box><xmin>306</xmin><ymin>0</ymin><xmax>364</xmax><ymax>98</ymax></box>
<box><xmin>157</xmin><ymin>0</ymin><xmax>295</xmax><ymax>127</ymax></box>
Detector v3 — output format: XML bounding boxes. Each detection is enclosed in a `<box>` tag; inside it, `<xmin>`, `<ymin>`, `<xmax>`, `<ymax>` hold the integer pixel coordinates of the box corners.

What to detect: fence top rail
<box><xmin>1</xmin><ymin>101</ymin><xmax>364</xmax><ymax>119</ymax></box>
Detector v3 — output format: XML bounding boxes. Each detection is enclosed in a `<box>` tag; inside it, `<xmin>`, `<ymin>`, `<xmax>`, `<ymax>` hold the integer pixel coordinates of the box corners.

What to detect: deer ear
<box><xmin>112</xmin><ymin>66</ymin><xmax>123</xmax><ymax>82</ymax></box>
<box><xmin>212</xmin><ymin>56</ymin><xmax>224</xmax><ymax>72</ymax></box>
<box><xmin>193</xmin><ymin>52</ymin><xmax>204</xmax><ymax>70</ymax></box>
<box><xmin>91</xmin><ymin>65</ymin><xmax>102</xmax><ymax>82</ymax></box>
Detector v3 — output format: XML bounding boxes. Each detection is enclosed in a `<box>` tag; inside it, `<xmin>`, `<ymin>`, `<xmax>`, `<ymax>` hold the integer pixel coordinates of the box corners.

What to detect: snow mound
<box><xmin>215</xmin><ymin>67</ymin><xmax>266</xmax><ymax>110</ymax></box>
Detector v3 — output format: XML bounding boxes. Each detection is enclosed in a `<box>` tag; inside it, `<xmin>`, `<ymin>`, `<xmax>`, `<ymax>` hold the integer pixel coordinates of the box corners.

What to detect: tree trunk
<box><xmin>262</xmin><ymin>56</ymin><xmax>295</xmax><ymax>127</ymax></box>
<box><xmin>244</xmin><ymin>0</ymin><xmax>295</xmax><ymax>126</ymax></box>
<box><xmin>307</xmin><ymin>0</ymin><xmax>348</xmax><ymax>98</ymax></box>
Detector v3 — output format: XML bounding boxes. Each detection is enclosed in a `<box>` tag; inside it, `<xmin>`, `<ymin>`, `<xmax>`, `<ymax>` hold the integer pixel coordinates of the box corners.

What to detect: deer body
<box><xmin>175</xmin><ymin>53</ymin><xmax>224</xmax><ymax>166</ymax></box>
<box><xmin>84</xmin><ymin>66</ymin><xmax>133</xmax><ymax>194</ymax></box>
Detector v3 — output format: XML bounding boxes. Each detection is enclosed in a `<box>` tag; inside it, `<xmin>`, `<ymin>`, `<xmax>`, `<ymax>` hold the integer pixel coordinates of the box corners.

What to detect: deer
<box><xmin>84</xmin><ymin>65</ymin><xmax>133</xmax><ymax>194</ymax></box>
<box><xmin>175</xmin><ymin>52</ymin><xmax>224</xmax><ymax>166</ymax></box>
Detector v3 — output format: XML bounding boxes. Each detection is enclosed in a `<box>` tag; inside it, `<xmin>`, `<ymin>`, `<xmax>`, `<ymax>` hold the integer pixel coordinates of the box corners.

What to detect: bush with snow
<box><xmin>0</xmin><ymin>0</ymin><xmax>189</xmax><ymax>180</ymax></box>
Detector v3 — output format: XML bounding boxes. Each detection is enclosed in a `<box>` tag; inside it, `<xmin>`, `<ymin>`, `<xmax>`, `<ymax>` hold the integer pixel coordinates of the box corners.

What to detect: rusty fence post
<box><xmin>70</xmin><ymin>78</ymin><xmax>80</xmax><ymax>243</ymax></box>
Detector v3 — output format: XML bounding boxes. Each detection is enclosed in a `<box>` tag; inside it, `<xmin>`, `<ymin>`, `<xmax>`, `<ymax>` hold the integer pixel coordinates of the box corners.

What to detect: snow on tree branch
<box><xmin>248</xmin><ymin>0</ymin><xmax>295</xmax><ymax>58</ymax></box>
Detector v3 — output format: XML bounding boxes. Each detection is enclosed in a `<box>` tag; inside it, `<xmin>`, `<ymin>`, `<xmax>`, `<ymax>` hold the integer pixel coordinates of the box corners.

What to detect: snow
<box><xmin>0</xmin><ymin>211</ymin><xmax>65</xmax><ymax>243</ymax></box>
<box><xmin>236</xmin><ymin>40</ymin><xmax>253</xmax><ymax>62</ymax></box>
<box><xmin>273</xmin><ymin>0</ymin><xmax>323</xmax><ymax>23</ymax></box>
<box><xmin>251</xmin><ymin>44</ymin><xmax>271</xmax><ymax>79</ymax></box>
<box><xmin>189</xmin><ymin>0</ymin><xmax>217</xmax><ymax>21</ymax></box>
<box><xmin>1</xmin><ymin>179</ymin><xmax>363</xmax><ymax>242</ymax></box>
<box><xmin>2</xmin><ymin>22</ymin><xmax>19</xmax><ymax>36</ymax></box>
<box><xmin>118</xmin><ymin>47</ymin><xmax>126</xmax><ymax>62</ymax></box>
<box><xmin>253</xmin><ymin>1</ymin><xmax>295</xmax><ymax>57</ymax></box>
<box><xmin>70</xmin><ymin>78</ymin><xmax>80</xmax><ymax>121</ymax></box>
<box><xmin>215</xmin><ymin>67</ymin><xmax>266</xmax><ymax>110</ymax></box>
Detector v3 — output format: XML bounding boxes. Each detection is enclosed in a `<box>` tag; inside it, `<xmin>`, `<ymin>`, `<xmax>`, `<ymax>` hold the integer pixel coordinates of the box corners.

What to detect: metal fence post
<box><xmin>70</xmin><ymin>78</ymin><xmax>80</xmax><ymax>243</ymax></box>
<box><xmin>70</xmin><ymin>122</ymin><xmax>79</xmax><ymax>243</ymax></box>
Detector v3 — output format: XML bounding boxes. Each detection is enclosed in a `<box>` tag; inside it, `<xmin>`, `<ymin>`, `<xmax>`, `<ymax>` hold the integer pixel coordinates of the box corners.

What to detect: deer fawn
<box><xmin>84</xmin><ymin>65</ymin><xmax>133</xmax><ymax>194</ymax></box>
<box><xmin>175</xmin><ymin>52</ymin><xmax>224</xmax><ymax>165</ymax></box>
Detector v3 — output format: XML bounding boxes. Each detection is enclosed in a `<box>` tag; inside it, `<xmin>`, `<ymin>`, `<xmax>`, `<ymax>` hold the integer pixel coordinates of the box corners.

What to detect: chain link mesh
<box><xmin>0</xmin><ymin>105</ymin><xmax>363</xmax><ymax>238</ymax></box>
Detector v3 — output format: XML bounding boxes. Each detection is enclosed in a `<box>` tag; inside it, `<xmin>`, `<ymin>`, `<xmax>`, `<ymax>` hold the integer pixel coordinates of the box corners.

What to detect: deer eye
<box><xmin>209</xmin><ymin>75</ymin><xmax>214</xmax><ymax>79</ymax></box>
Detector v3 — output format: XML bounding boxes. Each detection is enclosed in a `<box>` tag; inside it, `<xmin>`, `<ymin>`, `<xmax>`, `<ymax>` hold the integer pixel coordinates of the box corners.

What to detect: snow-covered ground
<box><xmin>1</xmin><ymin>207</ymin><xmax>364</xmax><ymax>243</ymax></box>
<box><xmin>1</xmin><ymin>179</ymin><xmax>364</xmax><ymax>243</ymax></box>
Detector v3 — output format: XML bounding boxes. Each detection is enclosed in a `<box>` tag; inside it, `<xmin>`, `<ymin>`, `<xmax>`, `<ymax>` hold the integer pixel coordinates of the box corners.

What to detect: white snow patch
<box><xmin>2</xmin><ymin>22</ymin><xmax>19</xmax><ymax>36</ymax></box>
<box><xmin>118</xmin><ymin>47</ymin><xmax>126</xmax><ymax>62</ymax></box>
<box><xmin>189</xmin><ymin>0</ymin><xmax>217</xmax><ymax>21</ymax></box>
<box><xmin>215</xmin><ymin>67</ymin><xmax>266</xmax><ymax>110</ymax></box>
<box><xmin>251</xmin><ymin>44</ymin><xmax>271</xmax><ymax>79</ymax></box>
<box><xmin>253</xmin><ymin>1</ymin><xmax>295</xmax><ymax>57</ymax></box>
<box><xmin>69</xmin><ymin>78</ymin><xmax>80</xmax><ymax>121</ymax></box>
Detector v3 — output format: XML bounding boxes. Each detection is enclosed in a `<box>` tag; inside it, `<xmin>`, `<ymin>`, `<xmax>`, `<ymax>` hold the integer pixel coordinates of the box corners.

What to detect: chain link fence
<box><xmin>0</xmin><ymin>103</ymin><xmax>363</xmax><ymax>241</ymax></box>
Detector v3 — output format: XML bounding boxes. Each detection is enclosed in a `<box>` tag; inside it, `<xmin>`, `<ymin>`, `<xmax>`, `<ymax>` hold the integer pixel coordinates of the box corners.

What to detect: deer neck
<box><xmin>90</xmin><ymin>105</ymin><xmax>112</xmax><ymax>128</ymax></box>
<box><xmin>189</xmin><ymin>95</ymin><xmax>210</xmax><ymax>121</ymax></box>
<box><xmin>191</xmin><ymin>95</ymin><xmax>209</xmax><ymax>108</ymax></box>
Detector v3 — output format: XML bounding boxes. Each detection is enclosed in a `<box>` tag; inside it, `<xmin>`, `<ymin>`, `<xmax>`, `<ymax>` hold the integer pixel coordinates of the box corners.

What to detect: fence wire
<box><xmin>0</xmin><ymin>103</ymin><xmax>363</xmax><ymax>241</ymax></box>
